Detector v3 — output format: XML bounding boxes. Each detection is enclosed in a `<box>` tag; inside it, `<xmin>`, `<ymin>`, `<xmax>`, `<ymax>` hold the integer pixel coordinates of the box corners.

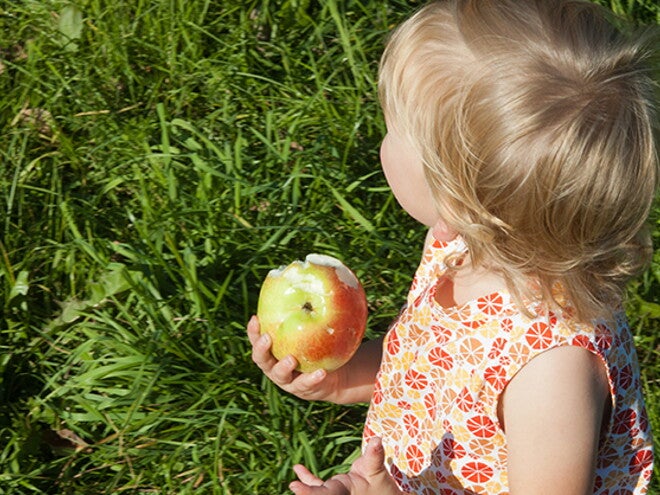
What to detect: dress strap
<box><xmin>407</xmin><ymin>235</ymin><xmax>468</xmax><ymax>305</ymax></box>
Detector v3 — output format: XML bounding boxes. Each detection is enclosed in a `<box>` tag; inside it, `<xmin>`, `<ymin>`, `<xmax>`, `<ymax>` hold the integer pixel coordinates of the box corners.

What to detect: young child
<box><xmin>248</xmin><ymin>0</ymin><xmax>657</xmax><ymax>493</ymax></box>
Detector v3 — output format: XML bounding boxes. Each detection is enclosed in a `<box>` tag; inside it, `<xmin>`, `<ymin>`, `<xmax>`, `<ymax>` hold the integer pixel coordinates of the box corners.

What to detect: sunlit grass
<box><xmin>1</xmin><ymin>1</ymin><xmax>658</xmax><ymax>493</ymax></box>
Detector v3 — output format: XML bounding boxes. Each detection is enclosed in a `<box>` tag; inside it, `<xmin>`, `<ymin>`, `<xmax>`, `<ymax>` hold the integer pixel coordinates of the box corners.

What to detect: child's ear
<box><xmin>432</xmin><ymin>219</ymin><xmax>457</xmax><ymax>242</ymax></box>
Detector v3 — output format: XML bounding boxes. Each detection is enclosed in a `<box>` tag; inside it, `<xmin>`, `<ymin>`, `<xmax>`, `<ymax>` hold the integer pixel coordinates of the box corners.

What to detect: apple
<box><xmin>257</xmin><ymin>254</ymin><xmax>368</xmax><ymax>373</ymax></box>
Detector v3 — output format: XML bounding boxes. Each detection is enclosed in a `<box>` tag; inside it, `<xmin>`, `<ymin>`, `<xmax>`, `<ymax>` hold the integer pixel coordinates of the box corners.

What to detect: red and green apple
<box><xmin>257</xmin><ymin>254</ymin><xmax>368</xmax><ymax>373</ymax></box>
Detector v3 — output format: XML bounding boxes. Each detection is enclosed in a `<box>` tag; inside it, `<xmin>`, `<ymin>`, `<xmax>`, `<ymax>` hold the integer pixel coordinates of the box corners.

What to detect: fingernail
<box><xmin>313</xmin><ymin>369</ymin><xmax>325</xmax><ymax>380</ymax></box>
<box><xmin>259</xmin><ymin>333</ymin><xmax>271</xmax><ymax>345</ymax></box>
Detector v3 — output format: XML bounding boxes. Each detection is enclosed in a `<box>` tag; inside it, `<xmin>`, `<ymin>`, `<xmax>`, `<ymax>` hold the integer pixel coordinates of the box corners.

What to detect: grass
<box><xmin>0</xmin><ymin>0</ymin><xmax>658</xmax><ymax>493</ymax></box>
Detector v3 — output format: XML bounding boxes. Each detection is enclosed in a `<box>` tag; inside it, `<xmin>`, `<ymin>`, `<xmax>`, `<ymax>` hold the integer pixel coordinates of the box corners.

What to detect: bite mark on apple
<box><xmin>279</xmin><ymin>268</ymin><xmax>326</xmax><ymax>297</ymax></box>
<box><xmin>305</xmin><ymin>254</ymin><xmax>359</xmax><ymax>289</ymax></box>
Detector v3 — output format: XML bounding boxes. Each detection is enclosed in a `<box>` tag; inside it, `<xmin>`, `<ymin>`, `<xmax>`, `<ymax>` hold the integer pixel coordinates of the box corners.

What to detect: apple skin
<box><xmin>257</xmin><ymin>254</ymin><xmax>368</xmax><ymax>373</ymax></box>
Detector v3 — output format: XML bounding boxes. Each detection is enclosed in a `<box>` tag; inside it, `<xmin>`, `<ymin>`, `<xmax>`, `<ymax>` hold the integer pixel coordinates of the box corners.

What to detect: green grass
<box><xmin>0</xmin><ymin>1</ymin><xmax>658</xmax><ymax>494</ymax></box>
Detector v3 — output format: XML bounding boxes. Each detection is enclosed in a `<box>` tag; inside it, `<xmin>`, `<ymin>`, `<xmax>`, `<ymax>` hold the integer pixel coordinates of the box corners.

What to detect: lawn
<box><xmin>1</xmin><ymin>1</ymin><xmax>658</xmax><ymax>494</ymax></box>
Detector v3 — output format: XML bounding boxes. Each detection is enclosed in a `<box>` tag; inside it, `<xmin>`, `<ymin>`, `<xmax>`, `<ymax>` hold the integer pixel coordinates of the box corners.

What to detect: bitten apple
<box><xmin>257</xmin><ymin>254</ymin><xmax>368</xmax><ymax>373</ymax></box>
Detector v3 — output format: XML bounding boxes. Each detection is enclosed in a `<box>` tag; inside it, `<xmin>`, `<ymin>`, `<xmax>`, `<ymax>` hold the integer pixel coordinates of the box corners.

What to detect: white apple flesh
<box><xmin>257</xmin><ymin>254</ymin><xmax>368</xmax><ymax>373</ymax></box>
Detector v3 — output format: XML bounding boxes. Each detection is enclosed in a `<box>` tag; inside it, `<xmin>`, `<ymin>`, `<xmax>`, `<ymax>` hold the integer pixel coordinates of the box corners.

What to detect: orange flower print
<box><xmin>440</xmin><ymin>388</ymin><xmax>457</xmax><ymax>415</ymax></box>
<box><xmin>484</xmin><ymin>365</ymin><xmax>507</xmax><ymax>391</ymax></box>
<box><xmin>404</xmin><ymin>413</ymin><xmax>420</xmax><ymax>437</ymax></box>
<box><xmin>373</xmin><ymin>381</ymin><xmax>383</xmax><ymax>405</ymax></box>
<box><xmin>525</xmin><ymin>322</ymin><xmax>553</xmax><ymax>350</ymax></box>
<box><xmin>431</xmin><ymin>324</ymin><xmax>453</xmax><ymax>344</ymax></box>
<box><xmin>389</xmin><ymin>463</ymin><xmax>405</xmax><ymax>488</ymax></box>
<box><xmin>488</xmin><ymin>337</ymin><xmax>507</xmax><ymax>359</ymax></box>
<box><xmin>572</xmin><ymin>334</ymin><xmax>596</xmax><ymax>352</ymax></box>
<box><xmin>387</xmin><ymin>329</ymin><xmax>401</xmax><ymax>355</ymax></box>
<box><xmin>459</xmin><ymin>318</ymin><xmax>487</xmax><ymax>330</ymax></box>
<box><xmin>409</xmin><ymin>321</ymin><xmax>429</xmax><ymax>344</ymax></box>
<box><xmin>441</xmin><ymin>436</ymin><xmax>466</xmax><ymax>459</ymax></box>
<box><xmin>456</xmin><ymin>387</ymin><xmax>476</xmax><ymax>413</ymax></box>
<box><xmin>595</xmin><ymin>324</ymin><xmax>613</xmax><ymax>350</ymax></box>
<box><xmin>508</xmin><ymin>341</ymin><xmax>530</xmax><ymax>364</ymax></box>
<box><xmin>389</xmin><ymin>371</ymin><xmax>406</xmax><ymax>400</ymax></box>
<box><xmin>363</xmin><ymin>422</ymin><xmax>375</xmax><ymax>442</ymax></box>
<box><xmin>469</xmin><ymin>437</ymin><xmax>494</xmax><ymax>458</ymax></box>
<box><xmin>466</xmin><ymin>415</ymin><xmax>498</xmax><ymax>439</ymax></box>
<box><xmin>477</xmin><ymin>293</ymin><xmax>505</xmax><ymax>316</ymax></box>
<box><xmin>629</xmin><ymin>449</ymin><xmax>653</xmax><ymax>475</ymax></box>
<box><xmin>500</xmin><ymin>317</ymin><xmax>513</xmax><ymax>333</ymax></box>
<box><xmin>406</xmin><ymin>444</ymin><xmax>426</xmax><ymax>474</ymax></box>
<box><xmin>461</xmin><ymin>461</ymin><xmax>494</xmax><ymax>484</ymax></box>
<box><xmin>406</xmin><ymin>369</ymin><xmax>429</xmax><ymax>390</ymax></box>
<box><xmin>612</xmin><ymin>408</ymin><xmax>637</xmax><ymax>435</ymax></box>
<box><xmin>618</xmin><ymin>364</ymin><xmax>634</xmax><ymax>390</ymax></box>
<box><xmin>499</xmin><ymin>354</ymin><xmax>511</xmax><ymax>366</ymax></box>
<box><xmin>458</xmin><ymin>337</ymin><xmax>485</xmax><ymax>366</ymax></box>
<box><xmin>597</xmin><ymin>446</ymin><xmax>620</xmax><ymax>469</ymax></box>
<box><xmin>424</xmin><ymin>393</ymin><xmax>438</xmax><ymax>420</ymax></box>
<box><xmin>447</xmin><ymin>305</ymin><xmax>471</xmax><ymax>323</ymax></box>
<box><xmin>429</xmin><ymin>346</ymin><xmax>454</xmax><ymax>370</ymax></box>
<box><xmin>381</xmin><ymin>418</ymin><xmax>402</xmax><ymax>440</ymax></box>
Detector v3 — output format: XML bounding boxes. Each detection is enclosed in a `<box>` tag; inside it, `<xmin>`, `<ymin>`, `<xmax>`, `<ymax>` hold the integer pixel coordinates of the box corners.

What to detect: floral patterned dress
<box><xmin>363</xmin><ymin>236</ymin><xmax>653</xmax><ymax>494</ymax></box>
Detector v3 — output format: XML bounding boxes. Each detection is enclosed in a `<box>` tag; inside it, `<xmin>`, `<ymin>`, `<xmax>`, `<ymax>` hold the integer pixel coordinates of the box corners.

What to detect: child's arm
<box><xmin>247</xmin><ymin>315</ymin><xmax>382</xmax><ymax>404</ymax></box>
<box><xmin>501</xmin><ymin>345</ymin><xmax>610</xmax><ymax>495</ymax></box>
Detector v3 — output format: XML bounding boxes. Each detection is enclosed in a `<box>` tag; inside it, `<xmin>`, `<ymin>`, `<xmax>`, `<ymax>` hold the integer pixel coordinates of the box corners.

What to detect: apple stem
<box><xmin>302</xmin><ymin>302</ymin><xmax>313</xmax><ymax>312</ymax></box>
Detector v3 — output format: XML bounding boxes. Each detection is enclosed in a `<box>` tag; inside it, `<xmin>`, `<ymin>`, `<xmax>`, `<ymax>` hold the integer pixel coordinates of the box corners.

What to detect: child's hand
<box><xmin>247</xmin><ymin>315</ymin><xmax>344</xmax><ymax>402</ymax></box>
<box><xmin>289</xmin><ymin>438</ymin><xmax>402</xmax><ymax>495</ymax></box>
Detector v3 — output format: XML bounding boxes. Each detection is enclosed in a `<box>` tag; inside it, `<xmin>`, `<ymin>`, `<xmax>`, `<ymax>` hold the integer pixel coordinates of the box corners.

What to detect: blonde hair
<box><xmin>380</xmin><ymin>0</ymin><xmax>659</xmax><ymax>322</ymax></box>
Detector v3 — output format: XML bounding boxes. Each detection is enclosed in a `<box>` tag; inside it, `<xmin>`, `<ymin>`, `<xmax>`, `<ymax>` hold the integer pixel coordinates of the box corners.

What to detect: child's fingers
<box><xmin>288</xmin><ymin>369</ymin><xmax>328</xmax><ymax>397</ymax></box>
<box><xmin>250</xmin><ymin>333</ymin><xmax>275</xmax><ymax>368</ymax></box>
<box><xmin>249</xmin><ymin>319</ymin><xmax>282</xmax><ymax>374</ymax></box>
<box><xmin>250</xmin><ymin>331</ymin><xmax>301</xmax><ymax>386</ymax></box>
<box><xmin>361</xmin><ymin>437</ymin><xmax>387</xmax><ymax>475</ymax></box>
<box><xmin>267</xmin><ymin>354</ymin><xmax>300</xmax><ymax>385</ymax></box>
<box><xmin>248</xmin><ymin>315</ymin><xmax>331</xmax><ymax>397</ymax></box>
<box><xmin>292</xmin><ymin>464</ymin><xmax>324</xmax><ymax>486</ymax></box>
<box><xmin>289</xmin><ymin>481</ymin><xmax>310</xmax><ymax>495</ymax></box>
<box><xmin>290</xmin><ymin>481</ymin><xmax>327</xmax><ymax>495</ymax></box>
<box><xmin>246</xmin><ymin>315</ymin><xmax>261</xmax><ymax>345</ymax></box>
<box><xmin>299</xmin><ymin>368</ymin><xmax>327</xmax><ymax>388</ymax></box>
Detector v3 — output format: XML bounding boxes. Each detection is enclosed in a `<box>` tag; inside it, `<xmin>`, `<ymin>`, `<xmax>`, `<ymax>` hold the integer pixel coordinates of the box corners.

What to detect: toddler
<box><xmin>248</xmin><ymin>0</ymin><xmax>657</xmax><ymax>493</ymax></box>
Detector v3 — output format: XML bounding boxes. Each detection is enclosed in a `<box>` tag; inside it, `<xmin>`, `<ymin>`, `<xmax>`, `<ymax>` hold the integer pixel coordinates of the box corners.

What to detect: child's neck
<box><xmin>435</xmin><ymin>257</ymin><xmax>508</xmax><ymax>308</ymax></box>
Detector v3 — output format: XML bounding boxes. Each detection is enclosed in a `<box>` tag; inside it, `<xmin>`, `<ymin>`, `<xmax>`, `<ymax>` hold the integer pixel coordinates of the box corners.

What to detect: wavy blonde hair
<box><xmin>380</xmin><ymin>0</ymin><xmax>659</xmax><ymax>322</ymax></box>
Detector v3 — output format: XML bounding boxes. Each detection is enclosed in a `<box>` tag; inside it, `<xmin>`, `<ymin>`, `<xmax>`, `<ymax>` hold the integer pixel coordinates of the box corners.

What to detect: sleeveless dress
<box><xmin>363</xmin><ymin>236</ymin><xmax>653</xmax><ymax>494</ymax></box>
